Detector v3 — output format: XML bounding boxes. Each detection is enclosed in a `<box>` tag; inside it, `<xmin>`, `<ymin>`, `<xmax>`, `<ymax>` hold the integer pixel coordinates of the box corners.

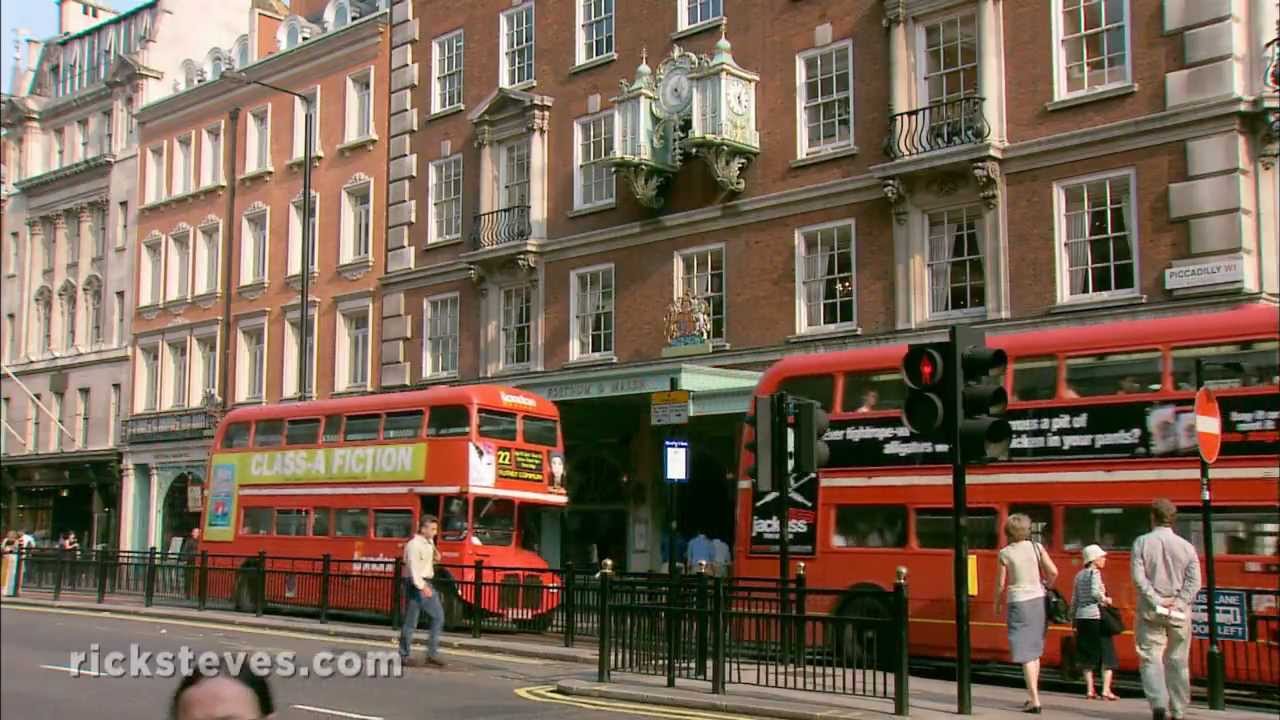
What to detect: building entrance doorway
<box><xmin>563</xmin><ymin>450</ymin><xmax>628</xmax><ymax>571</ymax></box>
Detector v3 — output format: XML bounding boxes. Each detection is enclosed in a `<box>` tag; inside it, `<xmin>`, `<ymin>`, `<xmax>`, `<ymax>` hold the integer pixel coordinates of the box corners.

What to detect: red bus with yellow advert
<box><xmin>200</xmin><ymin>384</ymin><xmax>568</xmax><ymax>623</ymax></box>
<box><xmin>735</xmin><ymin>304</ymin><xmax>1280</xmax><ymax>687</ymax></box>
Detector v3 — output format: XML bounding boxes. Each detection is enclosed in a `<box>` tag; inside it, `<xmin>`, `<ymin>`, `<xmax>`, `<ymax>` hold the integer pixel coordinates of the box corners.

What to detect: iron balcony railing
<box><xmin>470</xmin><ymin>205</ymin><xmax>532</xmax><ymax>250</ymax></box>
<box><xmin>883</xmin><ymin>96</ymin><xmax>990</xmax><ymax>160</ymax></box>
<box><xmin>122</xmin><ymin>408</ymin><xmax>217</xmax><ymax>444</ymax></box>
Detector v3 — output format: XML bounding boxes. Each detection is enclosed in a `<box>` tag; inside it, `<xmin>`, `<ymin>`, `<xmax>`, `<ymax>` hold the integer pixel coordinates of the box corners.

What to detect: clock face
<box><xmin>728</xmin><ymin>80</ymin><xmax>751</xmax><ymax>116</ymax></box>
<box><xmin>658</xmin><ymin>69</ymin><xmax>693</xmax><ymax>115</ymax></box>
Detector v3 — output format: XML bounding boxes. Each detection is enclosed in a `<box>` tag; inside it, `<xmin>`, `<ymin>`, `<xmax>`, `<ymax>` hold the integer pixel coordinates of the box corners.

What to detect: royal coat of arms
<box><xmin>663</xmin><ymin>291</ymin><xmax>712</xmax><ymax>352</ymax></box>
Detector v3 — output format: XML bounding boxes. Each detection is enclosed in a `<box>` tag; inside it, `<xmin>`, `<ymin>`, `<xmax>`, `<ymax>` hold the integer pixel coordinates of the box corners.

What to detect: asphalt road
<box><xmin>0</xmin><ymin>604</ymin><xmax>662</xmax><ymax>720</ymax></box>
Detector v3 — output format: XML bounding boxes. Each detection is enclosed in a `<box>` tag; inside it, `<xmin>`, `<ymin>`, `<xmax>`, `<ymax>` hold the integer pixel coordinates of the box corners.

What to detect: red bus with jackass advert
<box><xmin>200</xmin><ymin>384</ymin><xmax>568</xmax><ymax>622</ymax></box>
<box><xmin>736</xmin><ymin>303</ymin><xmax>1280</xmax><ymax>687</ymax></box>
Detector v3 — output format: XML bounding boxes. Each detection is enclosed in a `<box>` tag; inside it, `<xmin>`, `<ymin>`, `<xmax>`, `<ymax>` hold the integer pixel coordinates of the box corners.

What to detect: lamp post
<box><xmin>223</xmin><ymin>70</ymin><xmax>314</xmax><ymax>400</ymax></box>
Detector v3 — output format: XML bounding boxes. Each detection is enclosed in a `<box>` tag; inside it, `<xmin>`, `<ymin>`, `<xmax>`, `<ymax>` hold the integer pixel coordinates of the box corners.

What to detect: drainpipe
<box><xmin>218</xmin><ymin>108</ymin><xmax>240</xmax><ymax>412</ymax></box>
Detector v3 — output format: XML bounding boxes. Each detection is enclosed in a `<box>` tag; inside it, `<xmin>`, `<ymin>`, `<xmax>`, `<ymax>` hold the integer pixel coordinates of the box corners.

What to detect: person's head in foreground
<box><xmin>169</xmin><ymin>660</ymin><xmax>275</xmax><ymax>720</ymax></box>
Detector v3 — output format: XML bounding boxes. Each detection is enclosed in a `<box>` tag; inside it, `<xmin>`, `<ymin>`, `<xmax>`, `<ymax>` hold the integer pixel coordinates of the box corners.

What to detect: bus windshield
<box><xmin>473</xmin><ymin>498</ymin><xmax>515</xmax><ymax>545</ymax></box>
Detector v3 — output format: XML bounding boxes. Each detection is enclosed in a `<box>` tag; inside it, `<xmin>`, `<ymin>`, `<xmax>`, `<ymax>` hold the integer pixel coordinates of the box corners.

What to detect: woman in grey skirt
<box><xmin>994</xmin><ymin>513</ymin><xmax>1059</xmax><ymax>713</ymax></box>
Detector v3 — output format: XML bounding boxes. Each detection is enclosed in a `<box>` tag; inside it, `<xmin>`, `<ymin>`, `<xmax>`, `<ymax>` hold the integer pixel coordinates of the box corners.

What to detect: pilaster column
<box><xmin>118</xmin><ymin>463</ymin><xmax>135</xmax><ymax>551</ymax></box>
<box><xmin>885</xmin><ymin>3</ymin><xmax>911</xmax><ymax>115</ymax></box>
<box><xmin>976</xmin><ymin>0</ymin><xmax>1005</xmax><ymax>145</ymax></box>
<box><xmin>528</xmin><ymin>108</ymin><xmax>550</xmax><ymax>240</ymax></box>
<box><xmin>475</xmin><ymin>128</ymin><xmax>494</xmax><ymax>220</ymax></box>
<box><xmin>146</xmin><ymin>465</ymin><xmax>160</xmax><ymax>549</ymax></box>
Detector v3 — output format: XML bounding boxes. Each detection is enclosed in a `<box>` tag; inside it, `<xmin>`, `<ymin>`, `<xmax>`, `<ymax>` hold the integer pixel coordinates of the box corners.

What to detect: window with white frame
<box><xmin>116</xmin><ymin>201</ymin><xmax>127</xmax><ymax>249</ymax></box>
<box><xmin>100</xmin><ymin>110</ymin><xmax>112</xmax><ymax>155</ymax></box>
<box><xmin>1057</xmin><ymin>171</ymin><xmax>1135</xmax><ymax>299</ymax></box>
<box><xmin>143</xmin><ymin>240</ymin><xmax>163</xmax><ymax>305</ymax></box>
<box><xmin>501</xmin><ymin>4</ymin><xmax>535</xmax><ymax>88</ymax></box>
<box><xmin>677</xmin><ymin>246</ymin><xmax>725</xmax><ymax>341</ymax></box>
<box><xmin>175</xmin><ymin>133</ymin><xmax>193</xmax><ymax>194</ymax></box>
<box><xmin>168</xmin><ymin>340</ymin><xmax>189</xmax><ymax>408</ymax></box>
<box><xmin>1055</xmin><ymin>0</ymin><xmax>1129</xmax><ymax>97</ymax></box>
<box><xmin>113</xmin><ymin>291</ymin><xmax>124</xmax><ymax>345</ymax></box>
<box><xmin>343</xmin><ymin>182</ymin><xmax>372</xmax><ymax>262</ymax></box>
<box><xmin>797</xmin><ymin>221</ymin><xmax>856</xmax><ymax>331</ymax></box>
<box><xmin>76</xmin><ymin>388</ymin><xmax>90</xmax><ymax>448</ymax></box>
<box><xmin>922</xmin><ymin>14</ymin><xmax>977</xmax><ymax>105</ymax></box>
<box><xmin>295</xmin><ymin>89</ymin><xmax>318</xmax><ymax>159</ymax></box>
<box><xmin>197</xmin><ymin>223</ymin><xmax>220</xmax><ymax>295</ymax></box>
<box><xmin>146</xmin><ymin>145</ymin><xmax>164</xmax><ymax>202</ymax></box>
<box><xmin>571</xmin><ymin>265</ymin><xmax>614</xmax><ymax>359</ymax></box>
<box><xmin>41</xmin><ymin>226</ymin><xmax>53</xmax><ymax>272</ymax></box>
<box><xmin>433</xmin><ymin>30</ymin><xmax>464</xmax><ymax>113</ymax></box>
<box><xmin>167</xmin><ymin>231</ymin><xmax>190</xmax><ymax>300</ymax></box>
<box><xmin>501</xmin><ymin>138</ymin><xmax>530</xmax><ymax>209</ymax></box>
<box><xmin>926</xmin><ymin>207</ymin><xmax>985</xmax><ymax>317</ymax></box>
<box><xmin>52</xmin><ymin>392</ymin><xmax>64</xmax><ymax>451</ymax></box>
<box><xmin>238</xmin><ymin>322</ymin><xmax>266</xmax><ymax>402</ymax></box>
<box><xmin>6</xmin><ymin>231</ymin><xmax>17</xmax><ymax>274</ymax></box>
<box><xmin>31</xmin><ymin>393</ymin><xmax>42</xmax><ymax>452</ymax></box>
<box><xmin>284</xmin><ymin>309</ymin><xmax>316</xmax><ymax>397</ymax></box>
<box><xmin>65</xmin><ymin>211</ymin><xmax>81</xmax><ymax>266</ymax></box>
<box><xmin>575</xmin><ymin>112</ymin><xmax>615</xmax><ymax>209</ymax></box>
<box><xmin>109</xmin><ymin>383</ymin><xmax>120</xmax><ymax>445</ymax></box>
<box><xmin>346</xmin><ymin>70</ymin><xmax>373</xmax><ymax>140</ymax></box>
<box><xmin>430</xmin><ymin>155</ymin><xmax>463</xmax><ymax>243</ymax></box>
<box><xmin>4</xmin><ymin>314</ymin><xmax>16</xmax><ymax>362</ymax></box>
<box><xmin>679</xmin><ymin>0</ymin><xmax>722</xmax><ymax>31</ymax></box>
<box><xmin>424</xmin><ymin>294</ymin><xmax>459</xmax><ymax>377</ymax></box>
<box><xmin>289</xmin><ymin>194</ymin><xmax>318</xmax><ymax>275</ymax></box>
<box><xmin>78</xmin><ymin>119</ymin><xmax>89</xmax><ymax>160</ymax></box>
<box><xmin>92</xmin><ymin>205</ymin><xmax>106</xmax><ymax>258</ymax></box>
<box><xmin>242</xmin><ymin>211</ymin><xmax>268</xmax><ymax>284</ymax></box>
<box><xmin>86</xmin><ymin>286</ymin><xmax>103</xmax><ymax>346</ymax></box>
<box><xmin>339</xmin><ymin>305</ymin><xmax>371</xmax><ymax>390</ymax></box>
<box><xmin>61</xmin><ymin>291</ymin><xmax>77</xmax><ymax>350</ymax></box>
<box><xmin>797</xmin><ymin>41</ymin><xmax>853</xmax><ymax>157</ymax></box>
<box><xmin>202</xmin><ymin>124</ymin><xmax>223</xmax><ymax>186</ymax></box>
<box><xmin>196</xmin><ymin>336</ymin><xmax>218</xmax><ymax>402</ymax></box>
<box><xmin>578</xmin><ymin>0</ymin><xmax>614</xmax><ymax>65</ymax></box>
<box><xmin>501</xmin><ymin>284</ymin><xmax>533</xmax><ymax>369</ymax></box>
<box><xmin>140</xmin><ymin>345</ymin><xmax>160</xmax><ymax>411</ymax></box>
<box><xmin>248</xmin><ymin>108</ymin><xmax>270</xmax><ymax>171</ymax></box>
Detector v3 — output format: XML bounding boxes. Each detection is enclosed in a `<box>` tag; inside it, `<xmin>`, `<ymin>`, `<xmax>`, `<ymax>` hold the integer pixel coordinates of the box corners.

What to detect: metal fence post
<box><xmin>597</xmin><ymin>559</ymin><xmax>613</xmax><ymax>683</ymax></box>
<box><xmin>391</xmin><ymin>557</ymin><xmax>404</xmax><ymax>628</ymax></box>
<box><xmin>696</xmin><ymin>561</ymin><xmax>709</xmax><ymax>678</ymax></box>
<box><xmin>711</xmin><ymin>575</ymin><xmax>725</xmax><ymax>695</ymax></box>
<box><xmin>255</xmin><ymin>550</ymin><xmax>267</xmax><ymax>617</ymax></box>
<box><xmin>563</xmin><ymin>561</ymin><xmax>576</xmax><ymax>648</ymax></box>
<box><xmin>144</xmin><ymin>547</ymin><xmax>157</xmax><ymax>607</ymax></box>
<box><xmin>666</xmin><ymin>561</ymin><xmax>683</xmax><ymax>688</ymax></box>
<box><xmin>197</xmin><ymin>551</ymin><xmax>209</xmax><ymax>611</ymax></box>
<box><xmin>53</xmin><ymin>549</ymin><xmax>67</xmax><ymax>601</ymax></box>
<box><xmin>96</xmin><ymin>549</ymin><xmax>109</xmax><ymax>604</ymax></box>
<box><xmin>471</xmin><ymin>559</ymin><xmax>484</xmax><ymax>639</ymax></box>
<box><xmin>794</xmin><ymin>563</ymin><xmax>808</xmax><ymax>664</ymax></box>
<box><xmin>319</xmin><ymin>554</ymin><xmax>332</xmax><ymax>624</ymax></box>
<box><xmin>894</xmin><ymin>566</ymin><xmax>910</xmax><ymax>717</ymax></box>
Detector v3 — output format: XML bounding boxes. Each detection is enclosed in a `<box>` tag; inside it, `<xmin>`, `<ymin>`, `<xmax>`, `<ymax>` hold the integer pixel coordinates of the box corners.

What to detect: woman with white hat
<box><xmin>1072</xmin><ymin>544</ymin><xmax>1118</xmax><ymax>700</ymax></box>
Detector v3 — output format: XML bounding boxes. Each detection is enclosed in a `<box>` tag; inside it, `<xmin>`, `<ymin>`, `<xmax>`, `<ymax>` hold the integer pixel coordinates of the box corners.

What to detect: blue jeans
<box><xmin>399</xmin><ymin>578</ymin><xmax>444</xmax><ymax>659</ymax></box>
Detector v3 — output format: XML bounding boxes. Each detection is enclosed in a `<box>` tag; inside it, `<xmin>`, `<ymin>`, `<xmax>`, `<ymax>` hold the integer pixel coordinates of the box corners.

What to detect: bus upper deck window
<box><xmin>1171</xmin><ymin>340</ymin><xmax>1280</xmax><ymax>390</ymax></box>
<box><xmin>254</xmin><ymin>420</ymin><xmax>284</xmax><ymax>447</ymax></box>
<box><xmin>384</xmin><ymin>410</ymin><xmax>424</xmax><ymax>439</ymax></box>
<box><xmin>841</xmin><ymin>370</ymin><xmax>904</xmax><ymax>412</ymax></box>
<box><xmin>427</xmin><ymin>405</ymin><xmax>470</xmax><ymax>437</ymax></box>
<box><xmin>523</xmin><ymin>416</ymin><xmax>559</xmax><ymax>446</ymax></box>
<box><xmin>478</xmin><ymin>410</ymin><xmax>518</xmax><ymax>441</ymax></box>
<box><xmin>343</xmin><ymin>414</ymin><xmax>381</xmax><ymax>442</ymax></box>
<box><xmin>1012</xmin><ymin>356</ymin><xmax>1058</xmax><ymax>402</ymax></box>
<box><xmin>322</xmin><ymin>415</ymin><xmax>343</xmax><ymax>443</ymax></box>
<box><xmin>779</xmin><ymin>375</ymin><xmax>835</xmax><ymax>412</ymax></box>
<box><xmin>285</xmin><ymin>418</ymin><xmax>321</xmax><ymax>446</ymax></box>
<box><xmin>223</xmin><ymin>422</ymin><xmax>251</xmax><ymax>449</ymax></box>
<box><xmin>1064</xmin><ymin>351</ymin><xmax>1162</xmax><ymax>397</ymax></box>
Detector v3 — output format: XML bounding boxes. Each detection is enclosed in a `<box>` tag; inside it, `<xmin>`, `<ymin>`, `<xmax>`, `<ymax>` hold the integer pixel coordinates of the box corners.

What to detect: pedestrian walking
<box><xmin>169</xmin><ymin>658</ymin><xmax>275</xmax><ymax>720</ymax></box>
<box><xmin>1132</xmin><ymin>498</ymin><xmax>1201</xmax><ymax>720</ymax></box>
<box><xmin>1072</xmin><ymin>544</ymin><xmax>1118</xmax><ymax>700</ymax></box>
<box><xmin>994</xmin><ymin>513</ymin><xmax>1058</xmax><ymax>714</ymax></box>
<box><xmin>399</xmin><ymin>513</ymin><xmax>446</xmax><ymax>668</ymax></box>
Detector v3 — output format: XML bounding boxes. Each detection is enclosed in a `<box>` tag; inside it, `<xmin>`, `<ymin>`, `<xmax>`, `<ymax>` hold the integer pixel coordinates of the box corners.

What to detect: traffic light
<box><xmin>745</xmin><ymin>394</ymin><xmax>778</xmax><ymax>492</ymax></box>
<box><xmin>954</xmin><ymin>327</ymin><xmax>1012</xmax><ymax>463</ymax></box>
<box><xmin>901</xmin><ymin>342</ymin><xmax>951</xmax><ymax>437</ymax></box>
<box><xmin>793</xmin><ymin>398</ymin><xmax>830</xmax><ymax>475</ymax></box>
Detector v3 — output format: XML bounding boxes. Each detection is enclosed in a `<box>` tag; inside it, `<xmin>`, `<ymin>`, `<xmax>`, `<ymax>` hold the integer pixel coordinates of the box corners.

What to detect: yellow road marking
<box><xmin>2</xmin><ymin>605</ymin><xmax>541</xmax><ymax>665</ymax></box>
<box><xmin>515</xmin><ymin>684</ymin><xmax>771</xmax><ymax>720</ymax></box>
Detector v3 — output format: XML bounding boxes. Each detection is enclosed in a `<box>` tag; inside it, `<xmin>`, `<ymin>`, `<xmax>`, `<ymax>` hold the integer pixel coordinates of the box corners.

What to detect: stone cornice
<box><xmin>14</xmin><ymin>154</ymin><xmax>117</xmax><ymax>193</ymax></box>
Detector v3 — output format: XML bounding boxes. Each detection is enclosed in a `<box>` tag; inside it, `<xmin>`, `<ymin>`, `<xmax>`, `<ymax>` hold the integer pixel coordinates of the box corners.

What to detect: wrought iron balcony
<box><xmin>470</xmin><ymin>205</ymin><xmax>532</xmax><ymax>250</ymax></box>
<box><xmin>123</xmin><ymin>409</ymin><xmax>217</xmax><ymax>444</ymax></box>
<box><xmin>883</xmin><ymin>96</ymin><xmax>990</xmax><ymax>161</ymax></box>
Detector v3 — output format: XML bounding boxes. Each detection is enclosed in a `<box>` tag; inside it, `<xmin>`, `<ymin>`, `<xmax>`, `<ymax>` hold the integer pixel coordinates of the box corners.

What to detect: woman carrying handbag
<box><xmin>995</xmin><ymin>513</ymin><xmax>1060</xmax><ymax>714</ymax></box>
<box><xmin>1071</xmin><ymin>544</ymin><xmax>1120</xmax><ymax>700</ymax></box>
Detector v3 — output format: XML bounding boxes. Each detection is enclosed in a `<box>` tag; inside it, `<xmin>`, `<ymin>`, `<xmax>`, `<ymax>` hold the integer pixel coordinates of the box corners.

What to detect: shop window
<box><xmin>841</xmin><ymin>370</ymin><xmax>904</xmax><ymax>412</ymax></box>
<box><xmin>478</xmin><ymin>410</ymin><xmax>518</xmax><ymax>441</ymax></box>
<box><xmin>832</xmin><ymin>505</ymin><xmax>907</xmax><ymax>547</ymax></box>
<box><xmin>343</xmin><ymin>414</ymin><xmax>381</xmax><ymax>441</ymax></box>
<box><xmin>916</xmin><ymin>507</ymin><xmax>999</xmax><ymax>549</ymax></box>
<box><xmin>1064</xmin><ymin>506</ymin><xmax>1149</xmax><ymax>551</ymax></box>
<box><xmin>274</xmin><ymin>509</ymin><xmax>308</xmax><ymax>536</ymax></box>
<box><xmin>427</xmin><ymin>405</ymin><xmax>470</xmax><ymax>437</ymax></box>
<box><xmin>1064</xmin><ymin>350</ymin><xmax>1162</xmax><ymax>397</ymax></box>
<box><xmin>334</xmin><ymin>508</ymin><xmax>369</xmax><ymax>537</ymax></box>
<box><xmin>374</xmin><ymin>509</ymin><xmax>414</xmax><ymax>538</ymax></box>
<box><xmin>1012</xmin><ymin>356</ymin><xmax>1058</xmax><ymax>402</ymax></box>
<box><xmin>285</xmin><ymin>418</ymin><xmax>321</xmax><ymax>446</ymax></box>
<box><xmin>242</xmin><ymin>507</ymin><xmax>272</xmax><ymax>535</ymax></box>
<box><xmin>383</xmin><ymin>410</ymin><xmax>424</xmax><ymax>440</ymax></box>
<box><xmin>223</xmin><ymin>422</ymin><xmax>251</xmax><ymax>449</ymax></box>
<box><xmin>1171</xmin><ymin>341</ymin><xmax>1280</xmax><ymax>390</ymax></box>
<box><xmin>779</xmin><ymin>374</ymin><xmax>835</xmax><ymax>412</ymax></box>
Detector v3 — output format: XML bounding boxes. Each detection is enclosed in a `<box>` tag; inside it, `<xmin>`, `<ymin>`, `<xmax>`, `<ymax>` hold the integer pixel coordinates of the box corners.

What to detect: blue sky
<box><xmin>2</xmin><ymin>0</ymin><xmax>151</xmax><ymax>94</ymax></box>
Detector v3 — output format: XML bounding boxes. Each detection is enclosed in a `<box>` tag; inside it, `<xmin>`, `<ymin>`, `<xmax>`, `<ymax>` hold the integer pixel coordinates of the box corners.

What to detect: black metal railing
<box><xmin>470</xmin><ymin>205</ymin><xmax>531</xmax><ymax>250</ymax></box>
<box><xmin>122</xmin><ymin>409</ymin><xmax>217</xmax><ymax>444</ymax></box>
<box><xmin>883</xmin><ymin>96</ymin><xmax>990</xmax><ymax>160</ymax></box>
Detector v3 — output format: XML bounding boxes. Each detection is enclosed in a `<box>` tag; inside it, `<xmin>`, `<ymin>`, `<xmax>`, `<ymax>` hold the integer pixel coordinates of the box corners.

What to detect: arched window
<box><xmin>183</xmin><ymin>62</ymin><xmax>197</xmax><ymax>89</ymax></box>
<box><xmin>334</xmin><ymin>2</ymin><xmax>350</xmax><ymax>28</ymax></box>
<box><xmin>286</xmin><ymin>25</ymin><xmax>300</xmax><ymax>48</ymax></box>
<box><xmin>211</xmin><ymin>57</ymin><xmax>223</xmax><ymax>80</ymax></box>
<box><xmin>234</xmin><ymin>35</ymin><xmax>250</xmax><ymax>67</ymax></box>
<box><xmin>35</xmin><ymin>292</ymin><xmax>52</xmax><ymax>353</ymax></box>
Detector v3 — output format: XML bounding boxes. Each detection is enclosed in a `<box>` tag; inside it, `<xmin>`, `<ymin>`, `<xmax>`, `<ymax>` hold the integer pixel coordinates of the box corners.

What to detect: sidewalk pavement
<box><xmin>4</xmin><ymin>593</ymin><xmax>1271</xmax><ymax>720</ymax></box>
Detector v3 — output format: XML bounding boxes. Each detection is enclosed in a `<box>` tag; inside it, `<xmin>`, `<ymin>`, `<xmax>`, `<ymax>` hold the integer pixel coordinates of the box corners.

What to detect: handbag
<box><xmin>1034</xmin><ymin>542</ymin><xmax>1070</xmax><ymax>625</ymax></box>
<box><xmin>1100</xmin><ymin>604</ymin><xmax>1125</xmax><ymax>636</ymax></box>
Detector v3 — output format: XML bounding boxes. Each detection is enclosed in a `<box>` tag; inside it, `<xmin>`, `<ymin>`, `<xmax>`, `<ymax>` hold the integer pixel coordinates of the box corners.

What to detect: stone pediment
<box><xmin>467</xmin><ymin>87</ymin><xmax>553</xmax><ymax>128</ymax></box>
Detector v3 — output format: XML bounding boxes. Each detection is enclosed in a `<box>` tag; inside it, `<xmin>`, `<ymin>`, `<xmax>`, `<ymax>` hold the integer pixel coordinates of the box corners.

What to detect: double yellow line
<box><xmin>514</xmin><ymin>685</ymin><xmax>763</xmax><ymax>720</ymax></box>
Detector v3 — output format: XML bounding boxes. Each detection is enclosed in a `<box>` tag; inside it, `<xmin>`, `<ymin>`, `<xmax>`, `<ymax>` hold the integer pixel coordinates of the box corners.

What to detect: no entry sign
<box><xmin>1195</xmin><ymin>388</ymin><xmax>1222</xmax><ymax>464</ymax></box>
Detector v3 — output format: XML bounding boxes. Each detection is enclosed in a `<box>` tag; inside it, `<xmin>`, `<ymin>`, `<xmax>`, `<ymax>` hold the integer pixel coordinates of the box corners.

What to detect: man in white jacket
<box><xmin>400</xmin><ymin>514</ymin><xmax>446</xmax><ymax>667</ymax></box>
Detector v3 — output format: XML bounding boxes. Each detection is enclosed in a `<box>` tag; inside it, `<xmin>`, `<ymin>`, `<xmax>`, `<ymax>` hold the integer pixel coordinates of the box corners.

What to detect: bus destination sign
<box><xmin>496</xmin><ymin>447</ymin><xmax>545</xmax><ymax>482</ymax></box>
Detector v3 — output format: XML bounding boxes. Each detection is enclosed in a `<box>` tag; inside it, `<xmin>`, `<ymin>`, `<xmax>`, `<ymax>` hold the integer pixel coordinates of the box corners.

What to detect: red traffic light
<box><xmin>903</xmin><ymin>346</ymin><xmax>946</xmax><ymax>390</ymax></box>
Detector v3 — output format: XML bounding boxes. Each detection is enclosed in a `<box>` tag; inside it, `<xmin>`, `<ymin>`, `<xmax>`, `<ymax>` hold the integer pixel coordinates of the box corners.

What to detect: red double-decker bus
<box><xmin>735</xmin><ymin>303</ymin><xmax>1279</xmax><ymax>685</ymax></box>
<box><xmin>199</xmin><ymin>384</ymin><xmax>568</xmax><ymax>623</ymax></box>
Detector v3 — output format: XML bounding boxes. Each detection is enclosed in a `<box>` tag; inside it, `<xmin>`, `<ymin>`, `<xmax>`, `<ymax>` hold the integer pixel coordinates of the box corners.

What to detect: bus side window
<box><xmin>373</xmin><ymin>509</ymin><xmax>414</xmax><ymax>538</ymax></box>
<box><xmin>223</xmin><ymin>422</ymin><xmax>251</xmax><ymax>449</ymax></box>
<box><xmin>344</xmin><ymin>414</ymin><xmax>382</xmax><ymax>442</ymax></box>
<box><xmin>254</xmin><ymin>420</ymin><xmax>284</xmax><ymax>447</ymax></box>
<box><xmin>1009</xmin><ymin>504</ymin><xmax>1053</xmax><ymax>546</ymax></box>
<box><xmin>312</xmin><ymin>508</ymin><xmax>331</xmax><ymax>536</ymax></box>
<box><xmin>427</xmin><ymin>405</ymin><xmax>470</xmax><ymax>437</ymax></box>
<box><xmin>285</xmin><ymin>418</ymin><xmax>321</xmax><ymax>446</ymax></box>
<box><xmin>322</xmin><ymin>416</ymin><xmax>343</xmax><ymax>443</ymax></box>
<box><xmin>1064</xmin><ymin>351</ymin><xmax>1163</xmax><ymax>397</ymax></box>
<box><xmin>1171</xmin><ymin>340</ymin><xmax>1280</xmax><ymax>390</ymax></box>
<box><xmin>242</xmin><ymin>507</ymin><xmax>272</xmax><ymax>535</ymax></box>
<box><xmin>1175</xmin><ymin>506</ymin><xmax>1280</xmax><ymax>557</ymax></box>
<box><xmin>1063</xmin><ymin>506</ymin><xmax>1149</xmax><ymax>551</ymax></box>
<box><xmin>334</xmin><ymin>509</ymin><xmax>369</xmax><ymax>537</ymax></box>
<box><xmin>383</xmin><ymin>410</ymin><xmax>424</xmax><ymax>439</ymax></box>
<box><xmin>840</xmin><ymin>371</ymin><xmax>904</xmax><ymax>413</ymax></box>
<box><xmin>1011</xmin><ymin>356</ymin><xmax>1058</xmax><ymax>402</ymax></box>
<box><xmin>916</xmin><ymin>507</ymin><xmax>999</xmax><ymax>550</ymax></box>
<box><xmin>478</xmin><ymin>409</ymin><xmax>518</xmax><ymax>440</ymax></box>
<box><xmin>778</xmin><ymin>375</ymin><xmax>835</xmax><ymax>413</ymax></box>
<box><xmin>275</xmin><ymin>509</ymin><xmax>308</xmax><ymax>536</ymax></box>
<box><xmin>832</xmin><ymin>505</ymin><xmax>907</xmax><ymax>547</ymax></box>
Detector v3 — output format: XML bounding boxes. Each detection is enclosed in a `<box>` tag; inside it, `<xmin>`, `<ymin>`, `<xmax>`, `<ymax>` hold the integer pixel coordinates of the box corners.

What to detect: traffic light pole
<box><xmin>952</xmin><ymin>453</ymin><xmax>972</xmax><ymax>715</ymax></box>
<box><xmin>778</xmin><ymin>394</ymin><xmax>792</xmax><ymax>617</ymax></box>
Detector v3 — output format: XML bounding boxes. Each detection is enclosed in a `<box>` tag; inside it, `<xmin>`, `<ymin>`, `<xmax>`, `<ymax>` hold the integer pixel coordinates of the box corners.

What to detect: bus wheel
<box><xmin>834</xmin><ymin>590</ymin><xmax>897</xmax><ymax>671</ymax></box>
